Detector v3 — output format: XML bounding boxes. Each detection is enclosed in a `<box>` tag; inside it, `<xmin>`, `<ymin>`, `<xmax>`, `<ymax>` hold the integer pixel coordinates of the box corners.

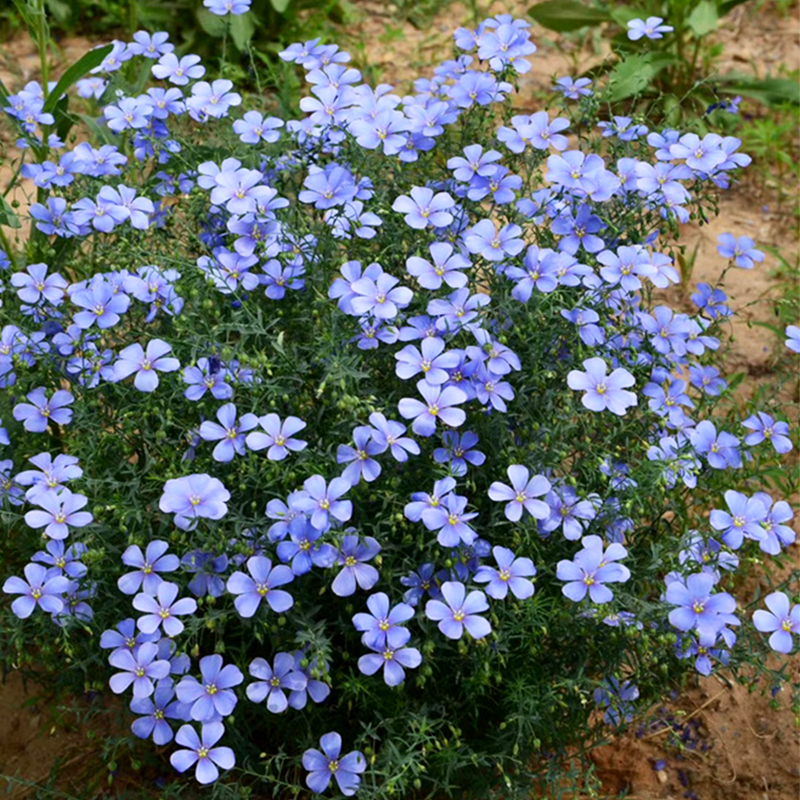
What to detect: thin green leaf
<box><xmin>269</xmin><ymin>0</ymin><xmax>291</xmax><ymax>12</ymax></box>
<box><xmin>527</xmin><ymin>0</ymin><xmax>609</xmax><ymax>32</ymax></box>
<box><xmin>43</xmin><ymin>44</ymin><xmax>113</xmax><ymax>114</ymax></box>
<box><xmin>11</xmin><ymin>0</ymin><xmax>34</xmax><ymax>31</ymax></box>
<box><xmin>720</xmin><ymin>75</ymin><xmax>800</xmax><ymax>106</ymax></box>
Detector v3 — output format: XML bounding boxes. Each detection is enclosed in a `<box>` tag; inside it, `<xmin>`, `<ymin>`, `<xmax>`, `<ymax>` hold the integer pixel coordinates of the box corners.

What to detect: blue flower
<box><xmin>553</xmin><ymin>76</ymin><xmax>593</xmax><ymax>99</ymax></box>
<box><xmin>151</xmin><ymin>53</ymin><xmax>205</xmax><ymax>85</ymax></box>
<box><xmin>432</xmin><ymin>430</ymin><xmax>485</xmax><ymax>476</ymax></box>
<box><xmin>753</xmin><ymin>592</ymin><xmax>800</xmax><ymax>654</ymax></box>
<box><xmin>129</xmin><ymin>30</ymin><xmax>174</xmax><ymax>59</ymax></box>
<box><xmin>689</xmin><ymin>420</ymin><xmax>741</xmax><ymax>469</ymax></box>
<box><xmin>108</xmin><ymin>642</ymin><xmax>170</xmax><ymax>697</ymax></box>
<box><xmin>13</xmin><ymin>387</ymin><xmax>74</xmax><ymax>431</ymax></box>
<box><xmin>24</xmin><ymin>488</ymin><xmax>92</xmax><ymax>539</ymax></box>
<box><xmin>352</xmin><ymin>592</ymin><xmax>415</xmax><ymax>648</ymax></box>
<box><xmin>398</xmin><ymin>380</ymin><xmax>467</xmax><ymax>437</ymax></box>
<box><xmin>130</xmin><ymin>679</ymin><xmax>187</xmax><ymax>745</ymax></box>
<box><xmin>627</xmin><ymin>17</ymin><xmax>673</xmax><ymax>40</ymax></box>
<box><xmin>743</xmin><ymin>412</ymin><xmax>792</xmax><ymax>454</ymax></box>
<box><xmin>187</xmin><ymin>80</ymin><xmax>242</xmax><ymax>120</ymax></box>
<box><xmin>133</xmin><ymin>581</ymin><xmax>197</xmax><ymax>637</ymax></box>
<box><xmin>392</xmin><ymin>186</ymin><xmax>455</xmax><ymax>229</ymax></box>
<box><xmin>303</xmin><ymin>732</ymin><xmax>366</xmax><ymax>796</ymax></box>
<box><xmin>276</xmin><ymin>518</ymin><xmax>337</xmax><ymax>574</ymax></box>
<box><xmin>709</xmin><ymin>490</ymin><xmax>768</xmax><ymax>549</ymax></box>
<box><xmin>337</xmin><ymin>427</ymin><xmax>383</xmax><ymax>485</ymax></box>
<box><xmin>199</xmin><ymin>402</ymin><xmax>259</xmax><ymax>462</ymax></box>
<box><xmin>406</xmin><ymin>242</ymin><xmax>470</xmax><ymax>290</ymax></box>
<box><xmin>464</xmin><ymin>219</ymin><xmax>524</xmax><ymax>262</ymax></box>
<box><xmin>246</xmin><ymin>653</ymin><xmax>307</xmax><ymax>713</ymax></box>
<box><xmin>786</xmin><ymin>325</ymin><xmax>800</xmax><ymax>353</ymax></box>
<box><xmin>226</xmin><ymin>556</ymin><xmax>294</xmax><ymax>617</ymax></box>
<box><xmin>159</xmin><ymin>474</ymin><xmax>231</xmax><ymax>531</ymax></box>
<box><xmin>717</xmin><ymin>233</ymin><xmax>764</xmax><ymax>269</ymax></box>
<box><xmin>113</xmin><ymin>339</ymin><xmax>180</xmax><ymax>392</ymax></box>
<box><xmin>400</xmin><ymin>563</ymin><xmax>440</xmax><ymax>606</ymax></box>
<box><xmin>358</xmin><ymin>634</ymin><xmax>422</xmax><ymax>686</ymax></box>
<box><xmin>246</xmin><ymin>413</ymin><xmax>307</xmax><ymax>460</ymax></box>
<box><xmin>350</xmin><ymin>270</ymin><xmax>414</xmax><ymax>320</ymax></box>
<box><xmin>567</xmin><ymin>358</ymin><xmax>637</xmax><ymax>416</ymax></box>
<box><xmin>366</xmin><ymin>412</ymin><xmax>419</xmax><ymax>462</ymax></box>
<box><xmin>425</xmin><ymin>580</ymin><xmax>491</xmax><ymax>640</ymax></box>
<box><xmin>31</xmin><ymin>540</ymin><xmax>87</xmax><ymax>579</ymax></box>
<box><xmin>665</xmin><ymin>572</ymin><xmax>737</xmax><ymax>638</ymax></box>
<box><xmin>176</xmin><ymin>655</ymin><xmax>243</xmax><ymax>722</ymax></box>
<box><xmin>294</xmin><ymin>475</ymin><xmax>353</xmax><ymax>532</ymax></box>
<box><xmin>753</xmin><ymin>493</ymin><xmax>795</xmax><ymax>554</ymax></box>
<box><xmin>474</xmin><ymin>546</ymin><xmax>535</xmax><ymax>600</ymax></box>
<box><xmin>488</xmin><ymin>465</ymin><xmax>550</xmax><ymax>521</ymax></box>
<box><xmin>182</xmin><ymin>357</ymin><xmax>234</xmax><ymax>401</ymax></box>
<box><xmin>2</xmin><ymin>562</ymin><xmax>70</xmax><ymax>619</ymax></box>
<box><xmin>332</xmin><ymin>535</ymin><xmax>380</xmax><ymax>596</ymax></box>
<box><xmin>170</xmin><ymin>722</ymin><xmax>235</xmax><ymax>784</ymax></box>
<box><xmin>118</xmin><ymin>540</ymin><xmax>180</xmax><ymax>595</ymax></box>
<box><xmin>556</xmin><ymin>535</ymin><xmax>630</xmax><ymax>603</ymax></box>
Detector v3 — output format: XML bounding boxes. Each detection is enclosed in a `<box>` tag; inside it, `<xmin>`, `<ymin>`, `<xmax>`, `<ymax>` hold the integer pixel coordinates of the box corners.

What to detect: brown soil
<box><xmin>1</xmin><ymin>2</ymin><xmax>799</xmax><ymax>798</ymax></box>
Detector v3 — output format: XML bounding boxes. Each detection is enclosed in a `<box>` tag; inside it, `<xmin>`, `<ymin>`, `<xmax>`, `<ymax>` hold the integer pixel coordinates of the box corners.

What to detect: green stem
<box><xmin>36</xmin><ymin>0</ymin><xmax>49</xmax><ymax>98</ymax></box>
<box><xmin>128</xmin><ymin>0</ymin><xmax>137</xmax><ymax>37</ymax></box>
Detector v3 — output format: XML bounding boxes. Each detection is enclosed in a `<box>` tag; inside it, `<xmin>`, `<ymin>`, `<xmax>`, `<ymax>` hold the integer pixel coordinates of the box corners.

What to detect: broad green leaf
<box><xmin>527</xmin><ymin>0</ymin><xmax>609</xmax><ymax>32</ymax></box>
<box><xmin>45</xmin><ymin>0</ymin><xmax>71</xmax><ymax>24</ymax></box>
<box><xmin>269</xmin><ymin>0</ymin><xmax>291</xmax><ymax>12</ymax></box>
<box><xmin>196</xmin><ymin>8</ymin><xmax>228</xmax><ymax>37</ymax></box>
<box><xmin>687</xmin><ymin>0</ymin><xmax>719</xmax><ymax>37</ymax></box>
<box><xmin>43</xmin><ymin>44</ymin><xmax>112</xmax><ymax>114</ymax></box>
<box><xmin>606</xmin><ymin>53</ymin><xmax>675</xmax><ymax>101</ymax></box>
<box><xmin>608</xmin><ymin>7</ymin><xmax>641</xmax><ymax>26</ymax></box>
<box><xmin>0</xmin><ymin>196</ymin><xmax>21</xmax><ymax>229</ymax></box>
<box><xmin>230</xmin><ymin>13</ymin><xmax>255</xmax><ymax>50</ymax></box>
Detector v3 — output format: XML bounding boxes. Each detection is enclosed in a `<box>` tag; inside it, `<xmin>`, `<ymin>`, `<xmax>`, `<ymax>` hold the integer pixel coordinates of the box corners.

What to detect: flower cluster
<box><xmin>1</xmin><ymin>10</ymin><xmax>796</xmax><ymax>800</ymax></box>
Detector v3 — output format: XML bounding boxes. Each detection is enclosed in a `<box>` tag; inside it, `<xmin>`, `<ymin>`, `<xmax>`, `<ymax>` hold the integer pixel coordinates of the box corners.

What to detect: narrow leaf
<box><xmin>43</xmin><ymin>44</ymin><xmax>113</xmax><ymax>114</ymax></box>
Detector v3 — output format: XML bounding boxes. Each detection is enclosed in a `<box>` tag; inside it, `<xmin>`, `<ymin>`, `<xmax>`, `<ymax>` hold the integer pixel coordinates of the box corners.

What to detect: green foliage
<box><xmin>528</xmin><ymin>0</ymin><xmax>610</xmax><ymax>32</ymax></box>
<box><xmin>525</xmin><ymin>0</ymin><xmax>799</xmax><ymax>118</ymax></box>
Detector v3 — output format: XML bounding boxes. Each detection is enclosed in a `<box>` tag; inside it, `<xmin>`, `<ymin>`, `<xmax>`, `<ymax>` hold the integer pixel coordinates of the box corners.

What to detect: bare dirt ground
<box><xmin>0</xmin><ymin>2</ymin><xmax>798</xmax><ymax>798</ymax></box>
